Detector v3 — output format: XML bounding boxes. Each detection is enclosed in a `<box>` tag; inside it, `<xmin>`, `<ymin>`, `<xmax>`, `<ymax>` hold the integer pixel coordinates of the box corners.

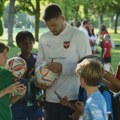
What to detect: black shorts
<box><xmin>104</xmin><ymin>57</ymin><xmax>111</xmax><ymax>63</ymax></box>
<box><xmin>45</xmin><ymin>101</ymin><xmax>76</xmax><ymax>120</ymax></box>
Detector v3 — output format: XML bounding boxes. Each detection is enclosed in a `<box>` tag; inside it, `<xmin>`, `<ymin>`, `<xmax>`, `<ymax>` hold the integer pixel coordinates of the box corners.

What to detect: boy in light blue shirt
<box><xmin>76</xmin><ymin>59</ymin><xmax>107</xmax><ymax>120</ymax></box>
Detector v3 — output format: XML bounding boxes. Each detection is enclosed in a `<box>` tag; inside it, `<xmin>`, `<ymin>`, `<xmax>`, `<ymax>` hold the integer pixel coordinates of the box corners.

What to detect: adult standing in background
<box><xmin>35</xmin><ymin>3</ymin><xmax>91</xmax><ymax>120</ymax></box>
<box><xmin>79</xmin><ymin>19</ymin><xmax>89</xmax><ymax>40</ymax></box>
<box><xmin>87</xmin><ymin>22</ymin><xmax>98</xmax><ymax>54</ymax></box>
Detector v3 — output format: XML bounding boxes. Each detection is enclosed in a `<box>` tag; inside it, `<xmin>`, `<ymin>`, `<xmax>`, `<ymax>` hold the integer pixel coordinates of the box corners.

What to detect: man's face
<box><xmin>45</xmin><ymin>16</ymin><xmax>65</xmax><ymax>35</ymax></box>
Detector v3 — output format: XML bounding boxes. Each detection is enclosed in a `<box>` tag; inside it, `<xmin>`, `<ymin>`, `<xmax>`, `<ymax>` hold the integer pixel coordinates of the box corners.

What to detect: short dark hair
<box><xmin>16</xmin><ymin>31</ymin><xmax>35</xmax><ymax>47</ymax></box>
<box><xmin>0</xmin><ymin>42</ymin><xmax>9</xmax><ymax>53</ymax></box>
<box><xmin>101</xmin><ymin>24</ymin><xmax>107</xmax><ymax>32</ymax></box>
<box><xmin>43</xmin><ymin>3</ymin><xmax>62</xmax><ymax>21</ymax></box>
<box><xmin>78</xmin><ymin>55</ymin><xmax>103</xmax><ymax>65</ymax></box>
<box><xmin>82</xmin><ymin>19</ymin><xmax>89</xmax><ymax>25</ymax></box>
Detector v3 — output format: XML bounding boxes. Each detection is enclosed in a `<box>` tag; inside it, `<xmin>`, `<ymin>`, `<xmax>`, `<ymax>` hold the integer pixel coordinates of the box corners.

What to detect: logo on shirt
<box><xmin>63</xmin><ymin>41</ymin><xmax>70</xmax><ymax>49</ymax></box>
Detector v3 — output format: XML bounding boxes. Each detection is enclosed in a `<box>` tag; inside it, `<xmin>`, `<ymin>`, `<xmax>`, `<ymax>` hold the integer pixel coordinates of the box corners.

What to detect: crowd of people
<box><xmin>0</xmin><ymin>3</ymin><xmax>120</xmax><ymax>120</ymax></box>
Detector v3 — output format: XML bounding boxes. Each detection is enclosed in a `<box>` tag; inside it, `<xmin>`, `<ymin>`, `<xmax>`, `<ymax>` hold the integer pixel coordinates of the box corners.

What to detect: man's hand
<box><xmin>47</xmin><ymin>62</ymin><xmax>62</xmax><ymax>73</ymax></box>
<box><xmin>60</xmin><ymin>96</ymin><xmax>69</xmax><ymax>106</ymax></box>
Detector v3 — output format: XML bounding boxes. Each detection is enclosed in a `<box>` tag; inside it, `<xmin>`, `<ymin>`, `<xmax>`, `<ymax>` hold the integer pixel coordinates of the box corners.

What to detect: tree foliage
<box><xmin>0</xmin><ymin>0</ymin><xmax>4</xmax><ymax>36</ymax></box>
<box><xmin>15</xmin><ymin>0</ymin><xmax>40</xmax><ymax>41</ymax></box>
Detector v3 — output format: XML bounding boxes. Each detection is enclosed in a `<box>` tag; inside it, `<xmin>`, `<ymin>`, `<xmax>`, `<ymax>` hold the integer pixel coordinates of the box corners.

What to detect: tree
<box><xmin>0</xmin><ymin>0</ymin><xmax>4</xmax><ymax>36</ymax></box>
<box><xmin>16</xmin><ymin>0</ymin><xmax>40</xmax><ymax>42</ymax></box>
<box><xmin>8</xmin><ymin>0</ymin><xmax>16</xmax><ymax>46</ymax></box>
<box><xmin>110</xmin><ymin>0</ymin><xmax>120</xmax><ymax>33</ymax></box>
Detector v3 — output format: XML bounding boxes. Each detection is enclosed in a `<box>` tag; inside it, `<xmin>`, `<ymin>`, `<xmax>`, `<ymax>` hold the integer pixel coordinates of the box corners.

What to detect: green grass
<box><xmin>0</xmin><ymin>28</ymin><xmax>120</xmax><ymax>73</ymax></box>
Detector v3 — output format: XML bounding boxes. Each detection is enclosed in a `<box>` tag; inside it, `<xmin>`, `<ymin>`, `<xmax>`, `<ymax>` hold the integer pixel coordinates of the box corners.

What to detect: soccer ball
<box><xmin>35</xmin><ymin>65</ymin><xmax>59</xmax><ymax>88</ymax></box>
<box><xmin>5</xmin><ymin>57</ymin><xmax>27</xmax><ymax>79</ymax></box>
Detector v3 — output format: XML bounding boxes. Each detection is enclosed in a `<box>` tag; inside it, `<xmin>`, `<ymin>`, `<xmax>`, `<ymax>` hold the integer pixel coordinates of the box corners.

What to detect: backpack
<box><xmin>99</xmin><ymin>86</ymin><xmax>120</xmax><ymax>120</ymax></box>
<box><xmin>79</xmin><ymin>86</ymin><xmax>120</xmax><ymax>120</ymax></box>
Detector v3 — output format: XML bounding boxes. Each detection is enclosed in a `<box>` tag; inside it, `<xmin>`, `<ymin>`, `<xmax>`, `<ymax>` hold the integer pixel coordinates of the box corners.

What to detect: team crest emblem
<box><xmin>63</xmin><ymin>41</ymin><xmax>70</xmax><ymax>49</ymax></box>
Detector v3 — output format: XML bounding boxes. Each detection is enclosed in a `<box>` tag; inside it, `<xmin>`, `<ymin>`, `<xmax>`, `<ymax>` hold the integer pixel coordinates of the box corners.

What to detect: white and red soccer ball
<box><xmin>35</xmin><ymin>65</ymin><xmax>59</xmax><ymax>88</ymax></box>
<box><xmin>5</xmin><ymin>57</ymin><xmax>27</xmax><ymax>79</ymax></box>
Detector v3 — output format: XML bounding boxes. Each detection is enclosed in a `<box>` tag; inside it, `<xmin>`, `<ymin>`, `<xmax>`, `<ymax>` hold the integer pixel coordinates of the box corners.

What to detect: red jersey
<box><xmin>103</xmin><ymin>40</ymin><xmax>111</xmax><ymax>58</ymax></box>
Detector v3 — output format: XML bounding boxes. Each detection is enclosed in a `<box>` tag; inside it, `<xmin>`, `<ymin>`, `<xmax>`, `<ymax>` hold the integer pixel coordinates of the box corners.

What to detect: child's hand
<box><xmin>6</xmin><ymin>82</ymin><xmax>22</xmax><ymax>94</ymax></box>
<box><xmin>75</xmin><ymin>101</ymin><xmax>84</xmax><ymax>114</ymax></box>
<box><xmin>71</xmin><ymin>111</ymin><xmax>80</xmax><ymax>120</ymax></box>
<box><xmin>16</xmin><ymin>84</ymin><xmax>26</xmax><ymax>96</ymax></box>
<box><xmin>37</xmin><ymin>95</ymin><xmax>46</xmax><ymax>107</ymax></box>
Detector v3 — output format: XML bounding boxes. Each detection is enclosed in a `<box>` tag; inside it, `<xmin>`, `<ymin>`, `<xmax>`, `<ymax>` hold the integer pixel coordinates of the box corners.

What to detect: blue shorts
<box><xmin>11</xmin><ymin>103</ymin><xmax>44</xmax><ymax>120</ymax></box>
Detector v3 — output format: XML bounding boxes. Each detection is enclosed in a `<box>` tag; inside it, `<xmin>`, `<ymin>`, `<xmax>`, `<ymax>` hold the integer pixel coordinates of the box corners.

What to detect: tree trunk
<box><xmin>109</xmin><ymin>15</ymin><xmax>114</xmax><ymax>29</ymax></box>
<box><xmin>8</xmin><ymin>0</ymin><xmax>15</xmax><ymax>46</ymax></box>
<box><xmin>98</xmin><ymin>13</ymin><xmax>103</xmax><ymax>35</ymax></box>
<box><xmin>114</xmin><ymin>13</ymin><xmax>119</xmax><ymax>33</ymax></box>
<box><xmin>34</xmin><ymin>0</ymin><xmax>40</xmax><ymax>42</ymax></box>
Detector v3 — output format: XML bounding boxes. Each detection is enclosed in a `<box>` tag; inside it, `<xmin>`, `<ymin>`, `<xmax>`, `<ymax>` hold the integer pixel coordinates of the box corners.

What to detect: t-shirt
<box><xmin>78</xmin><ymin>84</ymin><xmax>113</xmax><ymax>120</ymax></box>
<box><xmin>83</xmin><ymin>91</ymin><xmax>107</xmax><ymax>120</ymax></box>
<box><xmin>15</xmin><ymin>53</ymin><xmax>41</xmax><ymax>106</ymax></box>
<box><xmin>103</xmin><ymin>40</ymin><xmax>111</xmax><ymax>58</ymax></box>
<box><xmin>0</xmin><ymin>66</ymin><xmax>14</xmax><ymax>120</ymax></box>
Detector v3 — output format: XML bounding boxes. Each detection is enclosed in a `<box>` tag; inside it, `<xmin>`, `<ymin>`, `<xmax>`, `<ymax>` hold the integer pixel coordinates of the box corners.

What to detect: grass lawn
<box><xmin>0</xmin><ymin>28</ymin><xmax>120</xmax><ymax>73</ymax></box>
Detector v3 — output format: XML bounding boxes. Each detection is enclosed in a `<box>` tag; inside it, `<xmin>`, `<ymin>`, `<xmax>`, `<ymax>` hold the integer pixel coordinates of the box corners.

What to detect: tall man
<box><xmin>35</xmin><ymin>3</ymin><xmax>92</xmax><ymax>120</ymax></box>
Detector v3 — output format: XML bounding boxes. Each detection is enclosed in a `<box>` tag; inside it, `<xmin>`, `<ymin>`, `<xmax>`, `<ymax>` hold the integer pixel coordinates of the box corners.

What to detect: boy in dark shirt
<box><xmin>11</xmin><ymin>31</ymin><xmax>44</xmax><ymax>120</ymax></box>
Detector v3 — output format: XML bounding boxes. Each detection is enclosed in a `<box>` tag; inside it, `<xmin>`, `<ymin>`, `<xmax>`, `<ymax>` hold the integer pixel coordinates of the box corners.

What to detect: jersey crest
<box><xmin>63</xmin><ymin>41</ymin><xmax>70</xmax><ymax>49</ymax></box>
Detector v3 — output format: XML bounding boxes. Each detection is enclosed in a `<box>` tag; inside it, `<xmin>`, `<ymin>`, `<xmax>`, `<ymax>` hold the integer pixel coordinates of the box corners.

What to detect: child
<box><xmin>0</xmin><ymin>42</ymin><xmax>26</xmax><ymax>120</ymax></box>
<box><xmin>61</xmin><ymin>55</ymin><xmax>113</xmax><ymax>120</ymax></box>
<box><xmin>77</xmin><ymin>55</ymin><xmax>114</xmax><ymax>120</ymax></box>
<box><xmin>76</xmin><ymin>59</ymin><xmax>107</xmax><ymax>120</ymax></box>
<box><xmin>102</xmin><ymin>34</ymin><xmax>111</xmax><ymax>71</ymax></box>
<box><xmin>11</xmin><ymin>31</ymin><xmax>44</xmax><ymax>120</ymax></box>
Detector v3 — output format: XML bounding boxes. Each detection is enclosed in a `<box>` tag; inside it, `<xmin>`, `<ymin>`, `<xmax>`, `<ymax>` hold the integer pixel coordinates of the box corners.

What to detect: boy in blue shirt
<box><xmin>76</xmin><ymin>59</ymin><xmax>107</xmax><ymax>120</ymax></box>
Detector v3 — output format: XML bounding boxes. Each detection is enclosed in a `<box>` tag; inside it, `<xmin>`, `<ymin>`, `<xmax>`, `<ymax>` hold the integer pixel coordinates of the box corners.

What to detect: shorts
<box><xmin>11</xmin><ymin>103</ymin><xmax>44</xmax><ymax>120</ymax></box>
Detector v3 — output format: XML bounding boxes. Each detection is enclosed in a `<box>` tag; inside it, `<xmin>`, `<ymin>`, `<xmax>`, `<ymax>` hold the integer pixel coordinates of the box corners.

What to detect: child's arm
<box><xmin>0</xmin><ymin>82</ymin><xmax>22</xmax><ymax>98</ymax></box>
<box><xmin>70</xmin><ymin>101</ymin><xmax>84</xmax><ymax>120</ymax></box>
<box><xmin>102</xmin><ymin>48</ymin><xmax>107</xmax><ymax>58</ymax></box>
<box><xmin>9</xmin><ymin>83</ymin><xmax>26</xmax><ymax>104</ymax></box>
<box><xmin>103</xmin><ymin>71</ymin><xmax>120</xmax><ymax>92</ymax></box>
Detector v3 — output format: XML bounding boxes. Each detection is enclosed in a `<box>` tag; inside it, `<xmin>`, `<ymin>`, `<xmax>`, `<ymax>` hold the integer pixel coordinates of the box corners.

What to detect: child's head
<box><xmin>16</xmin><ymin>31</ymin><xmax>35</xmax><ymax>54</ymax></box>
<box><xmin>76</xmin><ymin>59</ymin><xmax>104</xmax><ymax>87</ymax></box>
<box><xmin>0</xmin><ymin>42</ymin><xmax>9</xmax><ymax>66</ymax></box>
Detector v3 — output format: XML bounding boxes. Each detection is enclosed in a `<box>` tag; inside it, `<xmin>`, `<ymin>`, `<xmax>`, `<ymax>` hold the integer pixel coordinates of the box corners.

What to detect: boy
<box><xmin>0</xmin><ymin>42</ymin><xmax>26</xmax><ymax>120</ymax></box>
<box><xmin>76</xmin><ymin>59</ymin><xmax>107</xmax><ymax>120</ymax></box>
<box><xmin>11</xmin><ymin>31</ymin><xmax>44</xmax><ymax>120</ymax></box>
<box><xmin>102</xmin><ymin>34</ymin><xmax>111</xmax><ymax>71</ymax></box>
